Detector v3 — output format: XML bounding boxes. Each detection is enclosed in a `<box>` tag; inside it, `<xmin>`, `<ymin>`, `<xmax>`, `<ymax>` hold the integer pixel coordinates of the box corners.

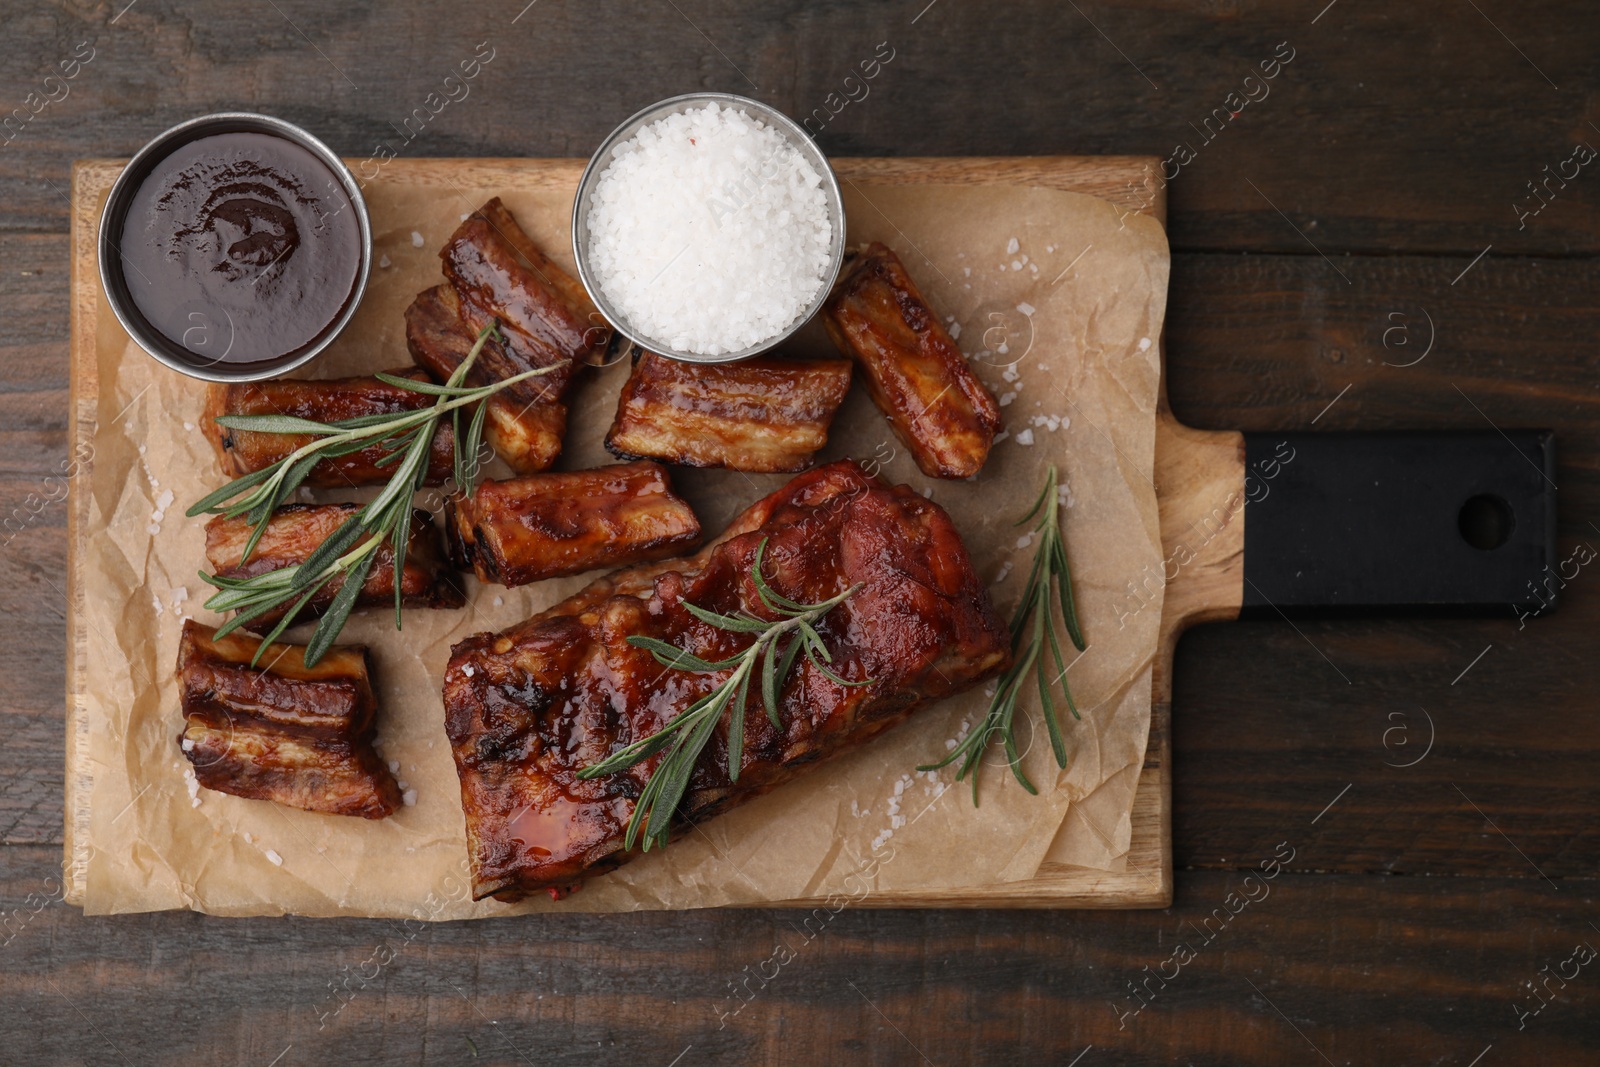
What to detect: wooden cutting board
<box><xmin>67</xmin><ymin>155</ymin><xmax>1243</xmax><ymax>910</ymax></box>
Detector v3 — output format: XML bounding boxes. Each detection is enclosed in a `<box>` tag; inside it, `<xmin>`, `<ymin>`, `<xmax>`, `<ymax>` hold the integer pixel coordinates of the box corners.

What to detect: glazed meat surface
<box><xmin>446</xmin><ymin>461</ymin><xmax>701</xmax><ymax>588</ymax></box>
<box><xmin>176</xmin><ymin>621</ymin><xmax>401</xmax><ymax>819</ymax></box>
<box><xmin>406</xmin><ymin>198</ymin><xmax>605</xmax><ymax>473</ymax></box>
<box><xmin>823</xmin><ymin>242</ymin><xmax>1002</xmax><ymax>479</ymax></box>
<box><xmin>442</xmin><ymin>197</ymin><xmax>604</xmax><ymax>387</ymax></box>
<box><xmin>206</xmin><ymin>503</ymin><xmax>463</xmax><ymax>629</ymax></box>
<box><xmin>204</xmin><ymin>370</ymin><xmax>454</xmax><ymax>487</ymax></box>
<box><xmin>442</xmin><ymin>460</ymin><xmax>1011</xmax><ymax>900</ymax></box>
<box><xmin>406</xmin><ymin>284</ymin><xmax>568</xmax><ymax>474</ymax></box>
<box><xmin>606</xmin><ymin>352</ymin><xmax>853</xmax><ymax>472</ymax></box>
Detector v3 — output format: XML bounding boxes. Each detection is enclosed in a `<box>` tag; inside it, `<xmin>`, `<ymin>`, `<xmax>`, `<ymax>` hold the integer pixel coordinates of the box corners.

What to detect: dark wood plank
<box><xmin>1163</xmin><ymin>251</ymin><xmax>1600</xmax><ymax>880</ymax></box>
<box><xmin>0</xmin><ymin>234</ymin><xmax>69</xmax><ymax>476</ymax></box>
<box><xmin>0</xmin><ymin>846</ymin><xmax>1592</xmax><ymax>1065</ymax></box>
<box><xmin>1</xmin><ymin>2</ymin><xmax>1596</xmax><ymax>254</ymax></box>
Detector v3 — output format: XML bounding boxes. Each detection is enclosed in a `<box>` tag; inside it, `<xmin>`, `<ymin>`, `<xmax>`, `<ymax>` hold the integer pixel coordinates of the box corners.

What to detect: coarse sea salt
<box><xmin>586</xmin><ymin>102</ymin><xmax>833</xmax><ymax>357</ymax></box>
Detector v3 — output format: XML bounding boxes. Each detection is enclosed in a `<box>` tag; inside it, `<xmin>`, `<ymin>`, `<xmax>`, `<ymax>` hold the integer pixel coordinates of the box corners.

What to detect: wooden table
<box><xmin>2</xmin><ymin>2</ymin><xmax>1595</xmax><ymax>1063</ymax></box>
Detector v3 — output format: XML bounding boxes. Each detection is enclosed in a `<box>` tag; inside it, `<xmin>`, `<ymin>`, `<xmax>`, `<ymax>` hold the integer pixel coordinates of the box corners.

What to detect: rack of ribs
<box><xmin>205</xmin><ymin>503</ymin><xmax>464</xmax><ymax>629</ymax></box>
<box><xmin>442</xmin><ymin>459</ymin><xmax>1011</xmax><ymax>901</ymax></box>
<box><xmin>446</xmin><ymin>461</ymin><xmax>701</xmax><ymax>588</ymax></box>
<box><xmin>605</xmin><ymin>351</ymin><xmax>853</xmax><ymax>472</ymax></box>
<box><xmin>406</xmin><ymin>197</ymin><xmax>607</xmax><ymax>473</ymax></box>
<box><xmin>176</xmin><ymin>621</ymin><xmax>401</xmax><ymax>819</ymax></box>
<box><xmin>203</xmin><ymin>369</ymin><xmax>454</xmax><ymax>487</ymax></box>
<box><xmin>824</xmin><ymin>242</ymin><xmax>1002</xmax><ymax>479</ymax></box>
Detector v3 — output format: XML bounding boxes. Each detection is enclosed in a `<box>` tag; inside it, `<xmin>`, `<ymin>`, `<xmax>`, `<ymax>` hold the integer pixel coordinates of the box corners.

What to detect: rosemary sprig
<box><xmin>187</xmin><ymin>324</ymin><xmax>563</xmax><ymax>667</ymax></box>
<box><xmin>919</xmin><ymin>463</ymin><xmax>1087</xmax><ymax>802</ymax></box>
<box><xmin>578</xmin><ymin>538</ymin><xmax>869</xmax><ymax>853</ymax></box>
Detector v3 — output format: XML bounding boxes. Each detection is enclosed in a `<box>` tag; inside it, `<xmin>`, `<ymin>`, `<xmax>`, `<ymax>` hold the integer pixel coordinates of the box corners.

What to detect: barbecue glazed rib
<box><xmin>177</xmin><ymin>620</ymin><xmax>401</xmax><ymax>819</ymax></box>
<box><xmin>405</xmin><ymin>198</ymin><xmax>606</xmax><ymax>473</ymax></box>
<box><xmin>442</xmin><ymin>460</ymin><xmax>1011</xmax><ymax>900</ymax></box>
<box><xmin>204</xmin><ymin>370</ymin><xmax>454</xmax><ymax>487</ymax></box>
<box><xmin>605</xmin><ymin>352</ymin><xmax>853</xmax><ymax>472</ymax></box>
<box><xmin>823</xmin><ymin>242</ymin><xmax>1002</xmax><ymax>479</ymax></box>
<box><xmin>406</xmin><ymin>284</ymin><xmax>567</xmax><ymax>474</ymax></box>
<box><xmin>205</xmin><ymin>503</ymin><xmax>464</xmax><ymax>629</ymax></box>
<box><xmin>446</xmin><ymin>461</ymin><xmax>701</xmax><ymax>588</ymax></box>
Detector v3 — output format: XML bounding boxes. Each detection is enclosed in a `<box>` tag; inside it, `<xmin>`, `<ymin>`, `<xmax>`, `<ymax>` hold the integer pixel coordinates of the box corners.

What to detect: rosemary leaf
<box><xmin>212</xmin><ymin>413</ymin><xmax>341</xmax><ymax>435</ymax></box>
<box><xmin>681</xmin><ymin>600</ymin><xmax>770</xmax><ymax>633</ymax></box>
<box><xmin>372</xmin><ymin>372</ymin><xmax>488</xmax><ymax>397</ymax></box>
<box><xmin>583</xmin><ymin>539</ymin><xmax>868</xmax><ymax>852</ymax></box>
<box><xmin>186</xmin><ymin>466</ymin><xmax>277</xmax><ymax>518</ymax></box>
<box><xmin>918</xmin><ymin>463</ymin><xmax>1087</xmax><ymax>802</ymax></box>
<box><xmin>462</xmin><ymin>397</ymin><xmax>490</xmax><ymax>495</ymax></box>
<box><xmin>191</xmin><ymin>322</ymin><xmax>566</xmax><ymax>665</ymax></box>
<box><xmin>304</xmin><ymin>548</ymin><xmax>379</xmax><ymax>666</ymax></box>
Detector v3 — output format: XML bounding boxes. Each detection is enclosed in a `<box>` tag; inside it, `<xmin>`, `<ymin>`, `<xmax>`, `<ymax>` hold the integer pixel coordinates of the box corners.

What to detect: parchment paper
<box><xmin>68</xmin><ymin>176</ymin><xmax>1168</xmax><ymax>916</ymax></box>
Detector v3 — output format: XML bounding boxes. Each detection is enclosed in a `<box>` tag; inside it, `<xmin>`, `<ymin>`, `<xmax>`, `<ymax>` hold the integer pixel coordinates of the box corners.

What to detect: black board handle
<box><xmin>1240</xmin><ymin>430</ymin><xmax>1557</xmax><ymax>617</ymax></box>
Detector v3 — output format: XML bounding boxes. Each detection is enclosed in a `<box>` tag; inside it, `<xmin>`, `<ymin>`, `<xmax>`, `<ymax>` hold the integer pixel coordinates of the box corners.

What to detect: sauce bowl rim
<box><xmin>570</xmin><ymin>92</ymin><xmax>847</xmax><ymax>366</ymax></box>
<box><xmin>97</xmin><ymin>110</ymin><xmax>373</xmax><ymax>384</ymax></box>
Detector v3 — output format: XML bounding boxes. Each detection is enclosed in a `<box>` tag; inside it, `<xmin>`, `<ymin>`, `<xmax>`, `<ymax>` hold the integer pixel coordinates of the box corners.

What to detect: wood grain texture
<box><xmin>2</xmin><ymin>2</ymin><xmax>1597</xmax><ymax>255</ymax></box>
<box><xmin>0</xmin><ymin>845</ymin><xmax>1594</xmax><ymax>1066</ymax></box>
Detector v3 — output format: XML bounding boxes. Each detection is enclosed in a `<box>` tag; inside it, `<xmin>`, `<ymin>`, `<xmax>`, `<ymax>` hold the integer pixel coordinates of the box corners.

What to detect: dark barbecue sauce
<box><xmin>119</xmin><ymin>131</ymin><xmax>360</xmax><ymax>366</ymax></box>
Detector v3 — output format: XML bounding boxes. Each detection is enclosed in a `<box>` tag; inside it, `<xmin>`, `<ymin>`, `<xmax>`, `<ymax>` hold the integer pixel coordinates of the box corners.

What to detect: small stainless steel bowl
<box><xmin>98</xmin><ymin>111</ymin><xmax>372</xmax><ymax>383</ymax></box>
<box><xmin>572</xmin><ymin>92</ymin><xmax>847</xmax><ymax>365</ymax></box>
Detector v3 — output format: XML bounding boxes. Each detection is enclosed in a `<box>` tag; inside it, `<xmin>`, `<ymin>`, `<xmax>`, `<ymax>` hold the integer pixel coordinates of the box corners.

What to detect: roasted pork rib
<box><xmin>605</xmin><ymin>352</ymin><xmax>853</xmax><ymax>472</ymax></box>
<box><xmin>442</xmin><ymin>460</ymin><xmax>1011</xmax><ymax>900</ymax></box>
<box><xmin>406</xmin><ymin>198</ymin><xmax>606</xmax><ymax>473</ymax></box>
<box><xmin>177</xmin><ymin>621</ymin><xmax>401</xmax><ymax>819</ymax></box>
<box><xmin>205</xmin><ymin>503</ymin><xmax>464</xmax><ymax>629</ymax></box>
<box><xmin>446</xmin><ymin>461</ymin><xmax>701</xmax><ymax>588</ymax></box>
<box><xmin>204</xmin><ymin>369</ymin><xmax>454</xmax><ymax>487</ymax></box>
<box><xmin>823</xmin><ymin>242</ymin><xmax>1002</xmax><ymax>479</ymax></box>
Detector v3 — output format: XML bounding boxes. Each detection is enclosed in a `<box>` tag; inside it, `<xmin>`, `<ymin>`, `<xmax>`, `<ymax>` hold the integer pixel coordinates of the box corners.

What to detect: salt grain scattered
<box><xmin>378</xmin><ymin>254</ymin><xmax>392</xmax><ymax>269</ymax></box>
<box><xmin>402</xmin><ymin>788</ymin><xmax>418</xmax><ymax>807</ymax></box>
<box><xmin>1015</xmin><ymin>428</ymin><xmax>1035</xmax><ymax>446</ymax></box>
<box><xmin>999</xmin><ymin>391</ymin><xmax>1016</xmax><ymax>406</ymax></box>
<box><xmin>493</xmin><ymin>596</ymin><xmax>504</xmax><ymax>607</ymax></box>
<box><xmin>1006</xmin><ymin>237</ymin><xmax>1019</xmax><ymax>254</ymax></box>
<box><xmin>948</xmin><ymin>321</ymin><xmax>961</xmax><ymax>340</ymax></box>
<box><xmin>1017</xmin><ymin>302</ymin><xmax>1035</xmax><ymax>316</ymax></box>
<box><xmin>462</xmin><ymin>664</ymin><xmax>476</xmax><ymax>677</ymax></box>
<box><xmin>265</xmin><ymin>849</ymin><xmax>283</xmax><ymax>866</ymax></box>
<box><xmin>410</xmin><ymin>231</ymin><xmax>424</xmax><ymax>247</ymax></box>
<box><xmin>1138</xmin><ymin>337</ymin><xmax>1152</xmax><ymax>351</ymax></box>
<box><xmin>586</xmin><ymin>102</ymin><xmax>832</xmax><ymax>356</ymax></box>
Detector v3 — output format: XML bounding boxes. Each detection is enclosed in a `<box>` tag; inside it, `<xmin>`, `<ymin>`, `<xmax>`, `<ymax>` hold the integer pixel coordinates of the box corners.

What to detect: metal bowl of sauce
<box><xmin>99</xmin><ymin>112</ymin><xmax>371</xmax><ymax>383</ymax></box>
